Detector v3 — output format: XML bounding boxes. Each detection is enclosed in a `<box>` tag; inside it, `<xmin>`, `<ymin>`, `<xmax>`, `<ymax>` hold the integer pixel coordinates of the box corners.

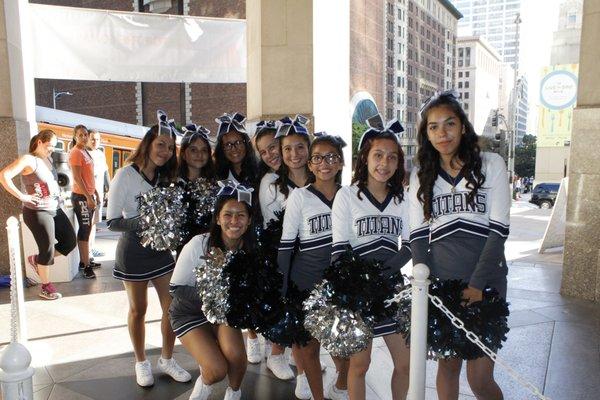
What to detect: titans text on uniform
<box><xmin>431</xmin><ymin>191</ymin><xmax>487</xmax><ymax>218</ymax></box>
<box><xmin>308</xmin><ymin>213</ymin><xmax>332</xmax><ymax>235</ymax></box>
<box><xmin>355</xmin><ymin>215</ymin><xmax>402</xmax><ymax>237</ymax></box>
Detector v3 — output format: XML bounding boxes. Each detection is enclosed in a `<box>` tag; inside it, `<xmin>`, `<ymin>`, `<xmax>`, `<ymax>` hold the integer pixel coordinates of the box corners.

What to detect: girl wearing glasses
<box><xmin>214</xmin><ymin>113</ymin><xmax>259</xmax><ymax>189</ymax></box>
<box><xmin>258</xmin><ymin>115</ymin><xmax>311</xmax><ymax>396</ymax></box>
<box><xmin>169</xmin><ymin>182</ymin><xmax>254</xmax><ymax>400</ymax></box>
<box><xmin>409</xmin><ymin>92</ymin><xmax>509</xmax><ymax>400</ymax></box>
<box><xmin>278</xmin><ymin>133</ymin><xmax>349</xmax><ymax>400</ymax></box>
<box><xmin>107</xmin><ymin>119</ymin><xmax>191</xmax><ymax>388</ymax></box>
<box><xmin>331</xmin><ymin>115</ymin><xmax>411</xmax><ymax>400</ymax></box>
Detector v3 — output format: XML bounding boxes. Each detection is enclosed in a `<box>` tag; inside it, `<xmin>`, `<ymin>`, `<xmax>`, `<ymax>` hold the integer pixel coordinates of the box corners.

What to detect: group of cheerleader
<box><xmin>2</xmin><ymin>90</ymin><xmax>509</xmax><ymax>400</ymax></box>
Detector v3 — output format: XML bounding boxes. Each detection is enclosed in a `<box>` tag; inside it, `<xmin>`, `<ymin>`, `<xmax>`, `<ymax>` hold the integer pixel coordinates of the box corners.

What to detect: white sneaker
<box><xmin>189</xmin><ymin>376</ymin><xmax>212</xmax><ymax>400</ymax></box>
<box><xmin>246</xmin><ymin>337</ymin><xmax>263</xmax><ymax>364</ymax></box>
<box><xmin>157</xmin><ymin>357</ymin><xmax>192</xmax><ymax>382</ymax></box>
<box><xmin>294</xmin><ymin>373</ymin><xmax>312</xmax><ymax>400</ymax></box>
<box><xmin>223</xmin><ymin>387</ymin><xmax>241</xmax><ymax>400</ymax></box>
<box><xmin>327</xmin><ymin>381</ymin><xmax>349</xmax><ymax>400</ymax></box>
<box><xmin>135</xmin><ymin>360</ymin><xmax>154</xmax><ymax>387</ymax></box>
<box><xmin>264</xmin><ymin>341</ymin><xmax>272</xmax><ymax>360</ymax></box>
<box><xmin>266</xmin><ymin>354</ymin><xmax>295</xmax><ymax>380</ymax></box>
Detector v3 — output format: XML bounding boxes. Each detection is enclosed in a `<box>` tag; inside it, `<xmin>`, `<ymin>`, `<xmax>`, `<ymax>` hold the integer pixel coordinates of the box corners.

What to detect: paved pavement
<box><xmin>0</xmin><ymin>195</ymin><xmax>598</xmax><ymax>400</ymax></box>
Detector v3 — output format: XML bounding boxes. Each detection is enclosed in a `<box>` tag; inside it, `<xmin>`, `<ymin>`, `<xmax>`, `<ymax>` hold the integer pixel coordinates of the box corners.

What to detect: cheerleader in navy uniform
<box><xmin>409</xmin><ymin>91</ymin><xmax>509</xmax><ymax>400</ymax></box>
<box><xmin>331</xmin><ymin>115</ymin><xmax>411</xmax><ymax>400</ymax></box>
<box><xmin>169</xmin><ymin>181</ymin><xmax>255</xmax><ymax>400</ymax></box>
<box><xmin>245</xmin><ymin>120</ymin><xmax>283</xmax><ymax>365</ymax></box>
<box><xmin>176</xmin><ymin>124</ymin><xmax>216</xmax><ymax>254</ymax></box>
<box><xmin>278</xmin><ymin>132</ymin><xmax>349</xmax><ymax>400</ymax></box>
<box><xmin>214</xmin><ymin>113</ymin><xmax>259</xmax><ymax>189</ymax></box>
<box><xmin>259</xmin><ymin>115</ymin><xmax>311</xmax><ymax>395</ymax></box>
<box><xmin>106</xmin><ymin>112</ymin><xmax>191</xmax><ymax>387</ymax></box>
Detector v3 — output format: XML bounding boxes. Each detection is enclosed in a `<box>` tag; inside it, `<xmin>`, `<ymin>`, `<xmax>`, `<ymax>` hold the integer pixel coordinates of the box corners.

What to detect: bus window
<box><xmin>55</xmin><ymin>141</ymin><xmax>64</xmax><ymax>151</ymax></box>
<box><xmin>122</xmin><ymin>151</ymin><xmax>131</xmax><ymax>165</ymax></box>
<box><xmin>112</xmin><ymin>150</ymin><xmax>121</xmax><ymax>172</ymax></box>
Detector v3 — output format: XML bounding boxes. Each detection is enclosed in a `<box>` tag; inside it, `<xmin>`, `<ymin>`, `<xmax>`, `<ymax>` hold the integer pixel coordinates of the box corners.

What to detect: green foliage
<box><xmin>515</xmin><ymin>134</ymin><xmax>536</xmax><ymax>177</ymax></box>
<box><xmin>352</xmin><ymin>122</ymin><xmax>368</xmax><ymax>158</ymax></box>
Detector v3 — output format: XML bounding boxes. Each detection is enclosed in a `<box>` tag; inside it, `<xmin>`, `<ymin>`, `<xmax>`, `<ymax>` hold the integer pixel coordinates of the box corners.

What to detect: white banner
<box><xmin>29</xmin><ymin>4</ymin><xmax>246</xmax><ymax>83</ymax></box>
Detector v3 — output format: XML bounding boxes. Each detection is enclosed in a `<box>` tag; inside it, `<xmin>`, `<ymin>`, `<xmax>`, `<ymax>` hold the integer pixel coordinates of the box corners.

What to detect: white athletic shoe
<box><xmin>223</xmin><ymin>387</ymin><xmax>242</xmax><ymax>400</ymax></box>
<box><xmin>157</xmin><ymin>357</ymin><xmax>192</xmax><ymax>382</ymax></box>
<box><xmin>264</xmin><ymin>341</ymin><xmax>272</xmax><ymax>360</ymax></box>
<box><xmin>294</xmin><ymin>373</ymin><xmax>312</xmax><ymax>400</ymax></box>
<box><xmin>189</xmin><ymin>376</ymin><xmax>212</xmax><ymax>400</ymax></box>
<box><xmin>246</xmin><ymin>337</ymin><xmax>263</xmax><ymax>364</ymax></box>
<box><xmin>266</xmin><ymin>354</ymin><xmax>295</xmax><ymax>380</ymax></box>
<box><xmin>135</xmin><ymin>360</ymin><xmax>154</xmax><ymax>387</ymax></box>
<box><xmin>326</xmin><ymin>381</ymin><xmax>349</xmax><ymax>400</ymax></box>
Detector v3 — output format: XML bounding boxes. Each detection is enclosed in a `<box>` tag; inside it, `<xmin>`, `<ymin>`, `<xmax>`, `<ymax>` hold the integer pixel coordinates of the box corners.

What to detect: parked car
<box><xmin>529</xmin><ymin>183</ymin><xmax>560</xmax><ymax>209</ymax></box>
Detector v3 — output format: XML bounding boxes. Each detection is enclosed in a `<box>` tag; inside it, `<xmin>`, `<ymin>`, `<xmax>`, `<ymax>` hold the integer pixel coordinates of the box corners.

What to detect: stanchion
<box><xmin>408</xmin><ymin>263</ymin><xmax>430</xmax><ymax>400</ymax></box>
<box><xmin>0</xmin><ymin>217</ymin><xmax>34</xmax><ymax>400</ymax></box>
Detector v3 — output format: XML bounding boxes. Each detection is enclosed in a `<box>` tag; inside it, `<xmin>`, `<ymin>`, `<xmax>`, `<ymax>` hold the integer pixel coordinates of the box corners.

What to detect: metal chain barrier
<box><xmin>428</xmin><ymin>294</ymin><xmax>551</xmax><ymax>400</ymax></box>
<box><xmin>385</xmin><ymin>287</ymin><xmax>412</xmax><ymax>307</ymax></box>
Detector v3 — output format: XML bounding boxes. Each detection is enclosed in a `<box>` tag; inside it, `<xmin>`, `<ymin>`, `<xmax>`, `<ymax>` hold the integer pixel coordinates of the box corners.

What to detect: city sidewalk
<box><xmin>0</xmin><ymin>196</ymin><xmax>598</xmax><ymax>399</ymax></box>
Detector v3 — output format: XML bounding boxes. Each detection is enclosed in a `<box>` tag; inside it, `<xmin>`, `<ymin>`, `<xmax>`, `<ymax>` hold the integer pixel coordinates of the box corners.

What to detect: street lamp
<box><xmin>508</xmin><ymin>13</ymin><xmax>522</xmax><ymax>181</ymax></box>
<box><xmin>52</xmin><ymin>88</ymin><xmax>73</xmax><ymax>109</ymax></box>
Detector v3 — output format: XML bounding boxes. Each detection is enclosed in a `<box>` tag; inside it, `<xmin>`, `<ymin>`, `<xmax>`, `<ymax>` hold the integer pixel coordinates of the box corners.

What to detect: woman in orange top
<box><xmin>68</xmin><ymin>124</ymin><xmax>99</xmax><ymax>279</ymax></box>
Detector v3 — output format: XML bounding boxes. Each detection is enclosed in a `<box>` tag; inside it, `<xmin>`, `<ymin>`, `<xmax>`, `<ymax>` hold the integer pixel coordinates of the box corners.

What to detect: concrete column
<box><xmin>561</xmin><ymin>0</ymin><xmax>600</xmax><ymax>301</ymax></box>
<box><xmin>246</xmin><ymin>0</ymin><xmax>351</xmax><ymax>181</ymax></box>
<box><xmin>0</xmin><ymin>0</ymin><xmax>39</xmax><ymax>275</ymax></box>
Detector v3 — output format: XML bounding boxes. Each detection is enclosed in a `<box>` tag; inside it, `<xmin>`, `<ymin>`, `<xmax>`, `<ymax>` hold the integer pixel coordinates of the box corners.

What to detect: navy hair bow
<box><xmin>358</xmin><ymin>114</ymin><xmax>404</xmax><ymax>150</ymax></box>
<box><xmin>274</xmin><ymin>115</ymin><xmax>310</xmax><ymax>138</ymax></box>
<box><xmin>419</xmin><ymin>89</ymin><xmax>460</xmax><ymax>118</ymax></box>
<box><xmin>182</xmin><ymin>123</ymin><xmax>210</xmax><ymax>142</ymax></box>
<box><xmin>157</xmin><ymin>110</ymin><xmax>181</xmax><ymax>137</ymax></box>
<box><xmin>216</xmin><ymin>180</ymin><xmax>254</xmax><ymax>206</ymax></box>
<box><xmin>215</xmin><ymin>113</ymin><xmax>246</xmax><ymax>136</ymax></box>
<box><xmin>256</xmin><ymin>120</ymin><xmax>278</xmax><ymax>134</ymax></box>
<box><xmin>313</xmin><ymin>131</ymin><xmax>348</xmax><ymax>148</ymax></box>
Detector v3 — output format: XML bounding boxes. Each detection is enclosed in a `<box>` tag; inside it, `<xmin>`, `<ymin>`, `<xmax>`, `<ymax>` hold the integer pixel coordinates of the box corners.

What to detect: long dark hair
<box><xmin>214</xmin><ymin>129</ymin><xmax>258</xmax><ymax>186</ymax></box>
<box><xmin>274</xmin><ymin>133</ymin><xmax>311</xmax><ymax>198</ymax></box>
<box><xmin>126</xmin><ymin>125</ymin><xmax>178</xmax><ymax>182</ymax></box>
<box><xmin>307</xmin><ymin>135</ymin><xmax>344</xmax><ymax>184</ymax></box>
<box><xmin>416</xmin><ymin>94</ymin><xmax>485</xmax><ymax>220</ymax></box>
<box><xmin>71</xmin><ymin>124</ymin><xmax>88</xmax><ymax>148</ymax></box>
<box><xmin>351</xmin><ymin>132</ymin><xmax>405</xmax><ymax>203</ymax></box>
<box><xmin>177</xmin><ymin>133</ymin><xmax>215</xmax><ymax>180</ymax></box>
<box><xmin>254</xmin><ymin>128</ymin><xmax>279</xmax><ymax>180</ymax></box>
<box><xmin>29</xmin><ymin>130</ymin><xmax>56</xmax><ymax>154</ymax></box>
<box><xmin>206</xmin><ymin>195</ymin><xmax>255</xmax><ymax>252</ymax></box>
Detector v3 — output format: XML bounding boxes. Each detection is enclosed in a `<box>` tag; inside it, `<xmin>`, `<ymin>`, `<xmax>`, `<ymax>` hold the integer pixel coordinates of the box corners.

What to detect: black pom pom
<box><xmin>397</xmin><ymin>279</ymin><xmax>510</xmax><ymax>360</ymax></box>
<box><xmin>261</xmin><ymin>283</ymin><xmax>312</xmax><ymax>347</ymax></box>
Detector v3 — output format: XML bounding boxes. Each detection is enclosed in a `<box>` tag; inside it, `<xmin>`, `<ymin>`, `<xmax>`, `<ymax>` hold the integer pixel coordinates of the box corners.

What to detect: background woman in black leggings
<box><xmin>0</xmin><ymin>130</ymin><xmax>76</xmax><ymax>300</ymax></box>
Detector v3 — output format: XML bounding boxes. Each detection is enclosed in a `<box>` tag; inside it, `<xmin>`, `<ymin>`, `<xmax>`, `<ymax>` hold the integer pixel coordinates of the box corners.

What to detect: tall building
<box><xmin>455</xmin><ymin>35</ymin><xmax>502</xmax><ymax>137</ymax></box>
<box><xmin>384</xmin><ymin>0</ymin><xmax>462</xmax><ymax>167</ymax></box>
<box><xmin>534</xmin><ymin>0</ymin><xmax>583</xmax><ymax>183</ymax></box>
<box><xmin>453</xmin><ymin>0</ymin><xmax>522</xmax><ymax>66</ymax></box>
<box><xmin>514</xmin><ymin>76</ymin><xmax>528</xmax><ymax>144</ymax></box>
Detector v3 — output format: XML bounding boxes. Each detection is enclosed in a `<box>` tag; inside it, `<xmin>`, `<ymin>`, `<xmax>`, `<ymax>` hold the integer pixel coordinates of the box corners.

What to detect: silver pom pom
<box><xmin>196</xmin><ymin>248</ymin><xmax>231</xmax><ymax>325</ymax></box>
<box><xmin>138</xmin><ymin>184</ymin><xmax>187</xmax><ymax>251</ymax></box>
<box><xmin>187</xmin><ymin>177</ymin><xmax>217</xmax><ymax>226</ymax></box>
<box><xmin>303</xmin><ymin>281</ymin><xmax>373</xmax><ymax>358</ymax></box>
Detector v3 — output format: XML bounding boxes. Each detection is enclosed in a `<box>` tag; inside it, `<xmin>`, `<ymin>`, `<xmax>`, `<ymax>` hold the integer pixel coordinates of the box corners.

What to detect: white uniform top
<box><xmin>408</xmin><ymin>152</ymin><xmax>510</xmax><ymax>244</ymax></box>
<box><xmin>90</xmin><ymin>149</ymin><xmax>108</xmax><ymax>196</ymax></box>
<box><xmin>279</xmin><ymin>185</ymin><xmax>337</xmax><ymax>253</ymax></box>
<box><xmin>331</xmin><ymin>184</ymin><xmax>410</xmax><ymax>258</ymax></box>
<box><xmin>106</xmin><ymin>164</ymin><xmax>153</xmax><ymax>220</ymax></box>
<box><xmin>171</xmin><ymin>233</ymin><xmax>209</xmax><ymax>287</ymax></box>
<box><xmin>259</xmin><ymin>172</ymin><xmax>297</xmax><ymax>227</ymax></box>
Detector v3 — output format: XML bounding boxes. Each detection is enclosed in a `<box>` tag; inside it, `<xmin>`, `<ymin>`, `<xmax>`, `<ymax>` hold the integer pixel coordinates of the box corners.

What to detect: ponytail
<box><xmin>29</xmin><ymin>130</ymin><xmax>56</xmax><ymax>154</ymax></box>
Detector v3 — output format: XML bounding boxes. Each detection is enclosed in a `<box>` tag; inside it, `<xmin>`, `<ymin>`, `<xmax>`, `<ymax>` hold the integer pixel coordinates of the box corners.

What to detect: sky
<box><xmin>519</xmin><ymin>0</ymin><xmax>563</xmax><ymax>134</ymax></box>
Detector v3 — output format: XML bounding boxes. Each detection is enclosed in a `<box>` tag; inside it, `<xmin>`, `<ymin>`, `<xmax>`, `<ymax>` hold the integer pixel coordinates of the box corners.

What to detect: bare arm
<box><xmin>0</xmin><ymin>155</ymin><xmax>38</xmax><ymax>205</ymax></box>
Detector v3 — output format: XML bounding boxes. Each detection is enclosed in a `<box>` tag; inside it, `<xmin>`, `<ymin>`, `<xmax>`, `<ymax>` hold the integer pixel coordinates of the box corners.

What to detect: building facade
<box><xmin>384</xmin><ymin>0</ymin><xmax>461</xmax><ymax>167</ymax></box>
<box><xmin>455</xmin><ymin>35</ymin><xmax>501</xmax><ymax>136</ymax></box>
<box><xmin>31</xmin><ymin>0</ymin><xmax>246</xmax><ymax>134</ymax></box>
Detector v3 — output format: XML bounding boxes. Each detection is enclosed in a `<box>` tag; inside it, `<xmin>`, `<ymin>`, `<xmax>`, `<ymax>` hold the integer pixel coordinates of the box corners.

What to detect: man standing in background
<box><xmin>88</xmin><ymin>130</ymin><xmax>110</xmax><ymax>266</ymax></box>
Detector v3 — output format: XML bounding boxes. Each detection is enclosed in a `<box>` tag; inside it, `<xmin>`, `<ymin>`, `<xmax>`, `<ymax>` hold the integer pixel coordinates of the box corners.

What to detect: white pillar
<box><xmin>408</xmin><ymin>263</ymin><xmax>430</xmax><ymax>400</ymax></box>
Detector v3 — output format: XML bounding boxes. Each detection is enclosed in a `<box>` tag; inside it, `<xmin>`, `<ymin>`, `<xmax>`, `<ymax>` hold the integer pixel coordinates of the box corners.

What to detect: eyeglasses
<box><xmin>309</xmin><ymin>153</ymin><xmax>341</xmax><ymax>165</ymax></box>
<box><xmin>223</xmin><ymin>139</ymin><xmax>245</xmax><ymax>151</ymax></box>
